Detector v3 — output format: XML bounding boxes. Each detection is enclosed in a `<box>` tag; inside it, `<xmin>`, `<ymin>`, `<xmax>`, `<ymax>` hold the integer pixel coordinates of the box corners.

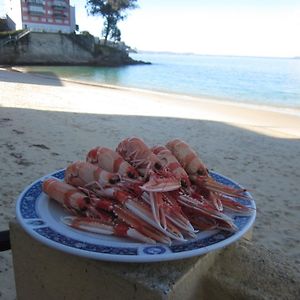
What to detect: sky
<box><xmin>70</xmin><ymin>0</ymin><xmax>300</xmax><ymax>58</ymax></box>
<box><xmin>1</xmin><ymin>1</ymin><xmax>299</xmax><ymax>57</ymax></box>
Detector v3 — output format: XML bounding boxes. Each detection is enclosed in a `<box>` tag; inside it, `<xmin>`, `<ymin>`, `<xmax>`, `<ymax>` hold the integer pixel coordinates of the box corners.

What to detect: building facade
<box><xmin>5</xmin><ymin>0</ymin><xmax>76</xmax><ymax>33</ymax></box>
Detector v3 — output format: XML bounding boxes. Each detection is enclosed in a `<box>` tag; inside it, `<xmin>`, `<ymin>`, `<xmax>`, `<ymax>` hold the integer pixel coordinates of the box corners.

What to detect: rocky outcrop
<box><xmin>0</xmin><ymin>31</ymin><xmax>145</xmax><ymax>66</ymax></box>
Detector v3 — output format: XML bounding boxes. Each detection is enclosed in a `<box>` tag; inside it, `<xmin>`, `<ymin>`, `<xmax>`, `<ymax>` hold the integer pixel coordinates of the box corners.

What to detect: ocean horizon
<box><xmin>23</xmin><ymin>52</ymin><xmax>300</xmax><ymax>110</ymax></box>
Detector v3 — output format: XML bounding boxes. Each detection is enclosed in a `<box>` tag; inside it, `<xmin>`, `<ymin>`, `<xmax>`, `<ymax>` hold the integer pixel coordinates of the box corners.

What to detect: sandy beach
<box><xmin>1</xmin><ymin>68</ymin><xmax>300</xmax><ymax>299</ymax></box>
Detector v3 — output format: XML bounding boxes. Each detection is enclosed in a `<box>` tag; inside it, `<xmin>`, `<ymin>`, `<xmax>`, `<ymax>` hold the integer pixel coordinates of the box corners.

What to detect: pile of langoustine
<box><xmin>42</xmin><ymin>137</ymin><xmax>254</xmax><ymax>244</ymax></box>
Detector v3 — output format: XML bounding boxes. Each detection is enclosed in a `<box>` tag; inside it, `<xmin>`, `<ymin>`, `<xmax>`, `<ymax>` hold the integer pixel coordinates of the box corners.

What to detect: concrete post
<box><xmin>10</xmin><ymin>219</ymin><xmax>299</xmax><ymax>300</ymax></box>
<box><xmin>9</xmin><ymin>219</ymin><xmax>217</xmax><ymax>300</ymax></box>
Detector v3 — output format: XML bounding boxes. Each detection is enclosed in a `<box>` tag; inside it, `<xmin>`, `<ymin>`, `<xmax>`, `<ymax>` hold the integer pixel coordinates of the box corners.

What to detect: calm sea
<box><xmin>24</xmin><ymin>52</ymin><xmax>300</xmax><ymax>109</ymax></box>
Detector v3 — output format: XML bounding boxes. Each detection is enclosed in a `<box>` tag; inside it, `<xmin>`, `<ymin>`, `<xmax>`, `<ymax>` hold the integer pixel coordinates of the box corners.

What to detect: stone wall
<box><xmin>0</xmin><ymin>32</ymin><xmax>139</xmax><ymax>66</ymax></box>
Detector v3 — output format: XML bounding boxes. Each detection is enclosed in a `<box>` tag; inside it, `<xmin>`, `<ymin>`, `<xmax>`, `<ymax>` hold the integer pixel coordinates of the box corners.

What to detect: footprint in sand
<box><xmin>29</xmin><ymin>144</ymin><xmax>50</xmax><ymax>150</ymax></box>
<box><xmin>12</xmin><ymin>129</ymin><xmax>24</xmax><ymax>134</ymax></box>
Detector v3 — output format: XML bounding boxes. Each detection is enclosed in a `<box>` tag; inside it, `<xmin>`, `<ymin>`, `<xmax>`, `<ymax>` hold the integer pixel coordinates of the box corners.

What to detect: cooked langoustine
<box><xmin>43</xmin><ymin>178</ymin><xmax>171</xmax><ymax>244</ymax></box>
<box><xmin>43</xmin><ymin>178</ymin><xmax>89</xmax><ymax>212</ymax></box>
<box><xmin>61</xmin><ymin>159</ymin><xmax>194</xmax><ymax>242</ymax></box>
<box><xmin>116</xmin><ymin>138</ymin><xmax>181</xmax><ymax>193</ymax></box>
<box><xmin>116</xmin><ymin>137</ymin><xmax>183</xmax><ymax>229</ymax></box>
<box><xmin>165</xmin><ymin>139</ymin><xmax>247</xmax><ymax>198</ymax></box>
<box><xmin>116</xmin><ymin>137</ymin><xmax>163</xmax><ymax>177</ymax></box>
<box><xmin>166</xmin><ymin>139</ymin><xmax>209</xmax><ymax>177</ymax></box>
<box><xmin>65</xmin><ymin>161</ymin><xmax>120</xmax><ymax>188</ymax></box>
<box><xmin>151</xmin><ymin>145</ymin><xmax>240</xmax><ymax>230</ymax></box>
<box><xmin>42</xmin><ymin>137</ymin><xmax>254</xmax><ymax>244</ymax></box>
<box><xmin>63</xmin><ymin>216</ymin><xmax>157</xmax><ymax>244</ymax></box>
<box><xmin>152</xmin><ymin>145</ymin><xmax>191</xmax><ymax>188</ymax></box>
<box><xmin>166</xmin><ymin>139</ymin><xmax>252</xmax><ymax>214</ymax></box>
<box><xmin>42</xmin><ymin>178</ymin><xmax>112</xmax><ymax>222</ymax></box>
<box><xmin>86</xmin><ymin>146</ymin><xmax>139</xmax><ymax>179</ymax></box>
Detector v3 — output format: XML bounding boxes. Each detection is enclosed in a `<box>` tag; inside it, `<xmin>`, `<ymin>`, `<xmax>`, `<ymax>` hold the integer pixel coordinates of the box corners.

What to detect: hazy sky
<box><xmin>71</xmin><ymin>0</ymin><xmax>300</xmax><ymax>57</ymax></box>
<box><xmin>1</xmin><ymin>1</ymin><xmax>299</xmax><ymax>57</ymax></box>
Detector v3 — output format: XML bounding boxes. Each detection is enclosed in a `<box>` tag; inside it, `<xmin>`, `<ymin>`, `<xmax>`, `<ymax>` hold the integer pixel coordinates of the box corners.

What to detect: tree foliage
<box><xmin>86</xmin><ymin>0</ymin><xmax>138</xmax><ymax>43</ymax></box>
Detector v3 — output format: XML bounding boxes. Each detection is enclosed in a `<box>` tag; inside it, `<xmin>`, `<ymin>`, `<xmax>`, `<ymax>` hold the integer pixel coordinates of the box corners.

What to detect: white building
<box><xmin>4</xmin><ymin>0</ymin><xmax>76</xmax><ymax>33</ymax></box>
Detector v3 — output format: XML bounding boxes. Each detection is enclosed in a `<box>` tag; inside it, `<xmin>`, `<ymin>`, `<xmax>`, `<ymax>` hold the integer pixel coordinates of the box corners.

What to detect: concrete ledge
<box><xmin>10</xmin><ymin>219</ymin><xmax>299</xmax><ymax>299</ymax></box>
<box><xmin>9</xmin><ymin>220</ymin><xmax>218</xmax><ymax>300</ymax></box>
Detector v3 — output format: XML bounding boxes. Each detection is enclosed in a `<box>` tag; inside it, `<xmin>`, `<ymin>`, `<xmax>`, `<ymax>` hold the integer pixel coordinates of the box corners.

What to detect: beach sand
<box><xmin>0</xmin><ymin>68</ymin><xmax>300</xmax><ymax>299</ymax></box>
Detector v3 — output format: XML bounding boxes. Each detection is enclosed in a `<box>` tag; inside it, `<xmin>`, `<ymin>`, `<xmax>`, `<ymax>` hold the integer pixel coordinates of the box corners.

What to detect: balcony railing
<box><xmin>28</xmin><ymin>5</ymin><xmax>45</xmax><ymax>15</ymax></box>
<box><xmin>52</xmin><ymin>1</ymin><xmax>67</xmax><ymax>9</ymax></box>
<box><xmin>53</xmin><ymin>12</ymin><xmax>67</xmax><ymax>19</ymax></box>
<box><xmin>27</xmin><ymin>0</ymin><xmax>45</xmax><ymax>5</ymax></box>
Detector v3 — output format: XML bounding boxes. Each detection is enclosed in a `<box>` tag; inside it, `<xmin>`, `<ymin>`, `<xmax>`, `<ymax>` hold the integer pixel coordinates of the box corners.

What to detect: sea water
<box><xmin>23</xmin><ymin>52</ymin><xmax>300</xmax><ymax>109</ymax></box>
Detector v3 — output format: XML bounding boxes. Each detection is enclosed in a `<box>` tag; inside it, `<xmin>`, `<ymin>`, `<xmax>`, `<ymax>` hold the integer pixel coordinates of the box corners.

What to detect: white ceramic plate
<box><xmin>16</xmin><ymin>169</ymin><xmax>256</xmax><ymax>262</ymax></box>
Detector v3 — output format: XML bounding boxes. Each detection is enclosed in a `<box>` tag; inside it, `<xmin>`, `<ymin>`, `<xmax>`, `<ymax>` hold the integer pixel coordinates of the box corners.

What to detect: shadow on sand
<box><xmin>1</xmin><ymin>105</ymin><xmax>300</xmax><ymax>299</ymax></box>
<box><xmin>0</xmin><ymin>69</ymin><xmax>63</xmax><ymax>86</ymax></box>
<box><xmin>0</xmin><ymin>105</ymin><xmax>299</xmax><ymax>263</ymax></box>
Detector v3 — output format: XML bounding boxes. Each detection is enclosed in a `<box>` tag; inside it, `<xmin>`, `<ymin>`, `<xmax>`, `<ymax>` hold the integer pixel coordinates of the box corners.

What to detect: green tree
<box><xmin>86</xmin><ymin>0</ymin><xmax>138</xmax><ymax>44</ymax></box>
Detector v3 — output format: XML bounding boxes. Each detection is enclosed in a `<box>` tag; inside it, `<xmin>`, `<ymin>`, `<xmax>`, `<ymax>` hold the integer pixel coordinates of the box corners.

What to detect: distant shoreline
<box><xmin>136</xmin><ymin>50</ymin><xmax>298</xmax><ymax>60</ymax></box>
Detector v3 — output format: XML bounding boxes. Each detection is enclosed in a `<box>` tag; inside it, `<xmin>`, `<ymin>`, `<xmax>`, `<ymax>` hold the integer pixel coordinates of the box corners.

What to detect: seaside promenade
<box><xmin>0</xmin><ymin>68</ymin><xmax>300</xmax><ymax>299</ymax></box>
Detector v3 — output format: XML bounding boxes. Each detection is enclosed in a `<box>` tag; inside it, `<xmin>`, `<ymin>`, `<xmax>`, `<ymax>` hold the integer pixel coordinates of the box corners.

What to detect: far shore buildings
<box><xmin>1</xmin><ymin>0</ymin><xmax>76</xmax><ymax>33</ymax></box>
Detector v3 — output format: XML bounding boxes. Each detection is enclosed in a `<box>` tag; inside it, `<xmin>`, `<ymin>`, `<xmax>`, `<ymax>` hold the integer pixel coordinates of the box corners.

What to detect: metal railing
<box><xmin>0</xmin><ymin>29</ymin><xmax>30</xmax><ymax>48</ymax></box>
<box><xmin>17</xmin><ymin>29</ymin><xmax>31</xmax><ymax>39</ymax></box>
<box><xmin>27</xmin><ymin>0</ymin><xmax>46</xmax><ymax>5</ymax></box>
<box><xmin>52</xmin><ymin>1</ymin><xmax>67</xmax><ymax>8</ymax></box>
<box><xmin>28</xmin><ymin>5</ymin><xmax>46</xmax><ymax>14</ymax></box>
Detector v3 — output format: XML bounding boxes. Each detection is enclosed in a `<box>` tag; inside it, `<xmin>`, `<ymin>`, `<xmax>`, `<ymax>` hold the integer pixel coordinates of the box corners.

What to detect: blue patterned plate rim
<box><xmin>15</xmin><ymin>169</ymin><xmax>256</xmax><ymax>263</ymax></box>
